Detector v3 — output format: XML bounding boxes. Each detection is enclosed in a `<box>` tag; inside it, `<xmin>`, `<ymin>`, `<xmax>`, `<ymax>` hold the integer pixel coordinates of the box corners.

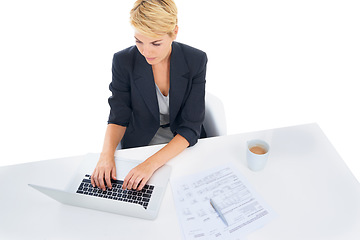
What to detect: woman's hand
<box><xmin>91</xmin><ymin>153</ymin><xmax>117</xmax><ymax>191</ymax></box>
<box><xmin>122</xmin><ymin>134</ymin><xmax>189</xmax><ymax>191</ymax></box>
<box><xmin>122</xmin><ymin>160</ymin><xmax>158</xmax><ymax>191</ymax></box>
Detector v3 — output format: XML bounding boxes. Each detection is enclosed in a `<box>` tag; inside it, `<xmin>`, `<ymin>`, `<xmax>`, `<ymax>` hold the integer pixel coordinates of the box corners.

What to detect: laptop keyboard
<box><xmin>76</xmin><ymin>174</ymin><xmax>154</xmax><ymax>209</ymax></box>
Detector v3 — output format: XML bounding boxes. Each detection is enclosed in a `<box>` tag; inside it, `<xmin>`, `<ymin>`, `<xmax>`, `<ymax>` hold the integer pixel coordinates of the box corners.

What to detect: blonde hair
<box><xmin>130</xmin><ymin>0</ymin><xmax>178</xmax><ymax>38</ymax></box>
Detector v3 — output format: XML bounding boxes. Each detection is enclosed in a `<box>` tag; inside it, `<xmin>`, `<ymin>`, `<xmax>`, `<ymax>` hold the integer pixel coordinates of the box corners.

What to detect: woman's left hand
<box><xmin>122</xmin><ymin>159</ymin><xmax>158</xmax><ymax>191</ymax></box>
<box><xmin>122</xmin><ymin>134</ymin><xmax>189</xmax><ymax>191</ymax></box>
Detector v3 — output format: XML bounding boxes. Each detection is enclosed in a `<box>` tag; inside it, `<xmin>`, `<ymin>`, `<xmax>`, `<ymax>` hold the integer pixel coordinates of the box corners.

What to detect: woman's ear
<box><xmin>172</xmin><ymin>25</ymin><xmax>179</xmax><ymax>40</ymax></box>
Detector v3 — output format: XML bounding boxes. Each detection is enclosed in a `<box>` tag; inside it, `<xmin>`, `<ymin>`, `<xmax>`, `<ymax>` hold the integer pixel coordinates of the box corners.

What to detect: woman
<box><xmin>91</xmin><ymin>0</ymin><xmax>207</xmax><ymax>192</ymax></box>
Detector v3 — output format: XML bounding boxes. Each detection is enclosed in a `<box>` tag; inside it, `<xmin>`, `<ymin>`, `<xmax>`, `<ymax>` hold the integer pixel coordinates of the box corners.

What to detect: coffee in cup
<box><xmin>249</xmin><ymin>145</ymin><xmax>268</xmax><ymax>155</ymax></box>
<box><xmin>246</xmin><ymin>139</ymin><xmax>270</xmax><ymax>171</ymax></box>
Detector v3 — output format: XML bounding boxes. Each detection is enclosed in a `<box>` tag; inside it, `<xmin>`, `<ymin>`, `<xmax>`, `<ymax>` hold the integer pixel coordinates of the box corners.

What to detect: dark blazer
<box><xmin>108</xmin><ymin>41</ymin><xmax>207</xmax><ymax>149</ymax></box>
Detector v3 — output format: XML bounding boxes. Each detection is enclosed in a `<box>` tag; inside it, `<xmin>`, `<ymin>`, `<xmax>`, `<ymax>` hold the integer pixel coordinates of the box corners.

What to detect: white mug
<box><xmin>246</xmin><ymin>139</ymin><xmax>270</xmax><ymax>171</ymax></box>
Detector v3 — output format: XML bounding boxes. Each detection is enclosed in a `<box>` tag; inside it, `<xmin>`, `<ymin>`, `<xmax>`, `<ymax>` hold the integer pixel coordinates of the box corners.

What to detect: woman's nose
<box><xmin>141</xmin><ymin>45</ymin><xmax>150</xmax><ymax>56</ymax></box>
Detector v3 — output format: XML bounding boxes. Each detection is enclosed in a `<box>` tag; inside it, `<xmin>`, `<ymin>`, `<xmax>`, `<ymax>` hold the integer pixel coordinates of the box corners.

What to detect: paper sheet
<box><xmin>171</xmin><ymin>163</ymin><xmax>276</xmax><ymax>240</ymax></box>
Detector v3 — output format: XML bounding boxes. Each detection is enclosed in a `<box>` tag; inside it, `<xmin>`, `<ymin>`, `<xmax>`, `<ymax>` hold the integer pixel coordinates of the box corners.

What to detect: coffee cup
<box><xmin>246</xmin><ymin>139</ymin><xmax>270</xmax><ymax>171</ymax></box>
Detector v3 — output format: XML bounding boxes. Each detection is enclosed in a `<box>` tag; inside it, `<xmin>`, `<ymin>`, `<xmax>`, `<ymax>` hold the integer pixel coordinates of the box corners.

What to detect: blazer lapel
<box><xmin>133</xmin><ymin>42</ymin><xmax>190</xmax><ymax>125</ymax></box>
<box><xmin>169</xmin><ymin>42</ymin><xmax>190</xmax><ymax>124</ymax></box>
<box><xmin>133</xmin><ymin>51</ymin><xmax>159</xmax><ymax>122</ymax></box>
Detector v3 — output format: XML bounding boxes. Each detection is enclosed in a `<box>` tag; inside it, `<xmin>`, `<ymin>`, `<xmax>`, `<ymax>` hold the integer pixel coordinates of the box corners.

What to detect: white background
<box><xmin>1</xmin><ymin>0</ymin><xmax>359</xmax><ymax>182</ymax></box>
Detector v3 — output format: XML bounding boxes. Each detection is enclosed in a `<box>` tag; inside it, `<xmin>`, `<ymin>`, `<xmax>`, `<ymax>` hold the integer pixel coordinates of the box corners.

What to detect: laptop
<box><xmin>28</xmin><ymin>153</ymin><xmax>171</xmax><ymax>220</ymax></box>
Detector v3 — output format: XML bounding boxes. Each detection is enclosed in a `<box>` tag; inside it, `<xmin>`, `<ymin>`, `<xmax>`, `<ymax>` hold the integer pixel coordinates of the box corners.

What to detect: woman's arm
<box><xmin>122</xmin><ymin>134</ymin><xmax>189</xmax><ymax>190</ymax></box>
<box><xmin>91</xmin><ymin>124</ymin><xmax>126</xmax><ymax>190</ymax></box>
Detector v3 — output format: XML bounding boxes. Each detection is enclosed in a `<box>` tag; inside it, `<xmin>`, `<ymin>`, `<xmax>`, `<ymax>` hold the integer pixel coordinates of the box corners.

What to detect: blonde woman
<box><xmin>91</xmin><ymin>0</ymin><xmax>207</xmax><ymax>191</ymax></box>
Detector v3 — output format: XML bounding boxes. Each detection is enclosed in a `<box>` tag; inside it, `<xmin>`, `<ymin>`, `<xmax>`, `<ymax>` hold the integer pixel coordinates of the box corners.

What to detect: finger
<box><xmin>128</xmin><ymin>175</ymin><xmax>136</xmax><ymax>190</ymax></box>
<box><xmin>131</xmin><ymin>177</ymin><xmax>142</xmax><ymax>190</ymax></box>
<box><xmin>123</xmin><ymin>171</ymin><xmax>133</xmax><ymax>190</ymax></box>
<box><xmin>105</xmin><ymin>170</ymin><xmax>112</xmax><ymax>189</ymax></box>
<box><xmin>91</xmin><ymin>171</ymin><xmax>96</xmax><ymax>187</ymax></box>
<box><xmin>94</xmin><ymin>177</ymin><xmax>100</xmax><ymax>188</ymax></box>
<box><xmin>126</xmin><ymin>178</ymin><xmax>135</xmax><ymax>190</ymax></box>
<box><xmin>91</xmin><ymin>170</ymin><xmax>100</xmax><ymax>188</ymax></box>
<box><xmin>93</xmin><ymin>173</ymin><xmax>100</xmax><ymax>189</ymax></box>
<box><xmin>98</xmin><ymin>171</ymin><xmax>106</xmax><ymax>191</ymax></box>
<box><xmin>126</xmin><ymin>175</ymin><xmax>138</xmax><ymax>190</ymax></box>
<box><xmin>137</xmin><ymin>177</ymin><xmax>149</xmax><ymax>191</ymax></box>
<box><xmin>111</xmin><ymin>166</ymin><xmax>117</xmax><ymax>180</ymax></box>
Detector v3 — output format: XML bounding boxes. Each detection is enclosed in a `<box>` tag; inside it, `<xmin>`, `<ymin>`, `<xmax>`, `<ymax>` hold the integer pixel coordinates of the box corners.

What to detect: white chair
<box><xmin>203</xmin><ymin>92</ymin><xmax>227</xmax><ymax>137</ymax></box>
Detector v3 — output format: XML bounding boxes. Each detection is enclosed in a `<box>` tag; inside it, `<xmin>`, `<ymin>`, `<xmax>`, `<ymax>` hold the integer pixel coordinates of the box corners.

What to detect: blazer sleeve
<box><xmin>107</xmin><ymin>51</ymin><xmax>133</xmax><ymax>127</ymax></box>
<box><xmin>175</xmin><ymin>51</ymin><xmax>207</xmax><ymax>147</ymax></box>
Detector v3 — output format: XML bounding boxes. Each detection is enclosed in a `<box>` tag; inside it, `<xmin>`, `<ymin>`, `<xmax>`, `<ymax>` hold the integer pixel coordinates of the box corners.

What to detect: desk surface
<box><xmin>1</xmin><ymin>123</ymin><xmax>360</xmax><ymax>240</ymax></box>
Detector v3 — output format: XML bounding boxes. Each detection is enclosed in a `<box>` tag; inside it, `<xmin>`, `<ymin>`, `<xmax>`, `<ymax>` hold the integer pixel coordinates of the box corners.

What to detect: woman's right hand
<box><xmin>91</xmin><ymin>153</ymin><xmax>117</xmax><ymax>191</ymax></box>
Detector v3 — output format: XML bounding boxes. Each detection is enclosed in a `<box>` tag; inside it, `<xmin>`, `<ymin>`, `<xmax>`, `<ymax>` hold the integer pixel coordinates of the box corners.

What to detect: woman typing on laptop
<box><xmin>91</xmin><ymin>0</ymin><xmax>207</xmax><ymax>192</ymax></box>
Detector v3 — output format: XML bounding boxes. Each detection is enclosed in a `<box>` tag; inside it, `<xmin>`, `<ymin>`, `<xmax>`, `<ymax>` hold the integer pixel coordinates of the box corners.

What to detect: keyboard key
<box><xmin>143</xmin><ymin>193</ymin><xmax>151</xmax><ymax>198</ymax></box>
<box><xmin>83</xmin><ymin>179</ymin><xmax>91</xmax><ymax>184</ymax></box>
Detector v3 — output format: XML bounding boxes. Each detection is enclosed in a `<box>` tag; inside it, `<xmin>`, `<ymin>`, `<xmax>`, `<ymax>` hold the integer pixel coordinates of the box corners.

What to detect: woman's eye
<box><xmin>152</xmin><ymin>43</ymin><xmax>161</xmax><ymax>47</ymax></box>
<box><xmin>136</xmin><ymin>40</ymin><xmax>142</xmax><ymax>44</ymax></box>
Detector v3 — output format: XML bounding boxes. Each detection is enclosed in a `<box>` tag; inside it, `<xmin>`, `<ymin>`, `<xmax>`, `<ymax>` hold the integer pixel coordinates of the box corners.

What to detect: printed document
<box><xmin>171</xmin><ymin>163</ymin><xmax>276</xmax><ymax>240</ymax></box>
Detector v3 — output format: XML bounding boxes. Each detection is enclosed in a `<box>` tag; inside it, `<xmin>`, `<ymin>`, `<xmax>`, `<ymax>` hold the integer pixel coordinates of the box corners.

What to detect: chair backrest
<box><xmin>203</xmin><ymin>92</ymin><xmax>227</xmax><ymax>137</ymax></box>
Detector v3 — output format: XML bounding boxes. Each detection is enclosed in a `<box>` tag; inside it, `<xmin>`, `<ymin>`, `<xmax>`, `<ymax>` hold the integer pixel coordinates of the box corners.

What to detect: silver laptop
<box><xmin>28</xmin><ymin>153</ymin><xmax>171</xmax><ymax>220</ymax></box>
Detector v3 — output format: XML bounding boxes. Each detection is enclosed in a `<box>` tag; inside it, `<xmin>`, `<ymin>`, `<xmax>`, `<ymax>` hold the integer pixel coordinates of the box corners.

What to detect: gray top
<box><xmin>148</xmin><ymin>84</ymin><xmax>173</xmax><ymax>145</ymax></box>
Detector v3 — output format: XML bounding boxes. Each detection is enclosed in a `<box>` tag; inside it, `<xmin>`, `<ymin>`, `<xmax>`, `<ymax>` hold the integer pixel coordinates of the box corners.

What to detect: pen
<box><xmin>210</xmin><ymin>198</ymin><xmax>228</xmax><ymax>226</ymax></box>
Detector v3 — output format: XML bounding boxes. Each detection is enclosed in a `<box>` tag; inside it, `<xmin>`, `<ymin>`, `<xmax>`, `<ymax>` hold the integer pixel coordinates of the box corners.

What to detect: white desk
<box><xmin>1</xmin><ymin>123</ymin><xmax>360</xmax><ymax>239</ymax></box>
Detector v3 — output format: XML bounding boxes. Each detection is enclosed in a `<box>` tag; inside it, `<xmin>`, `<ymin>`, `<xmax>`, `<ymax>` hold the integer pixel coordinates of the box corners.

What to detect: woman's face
<box><xmin>134</xmin><ymin>29</ymin><xmax>177</xmax><ymax>66</ymax></box>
